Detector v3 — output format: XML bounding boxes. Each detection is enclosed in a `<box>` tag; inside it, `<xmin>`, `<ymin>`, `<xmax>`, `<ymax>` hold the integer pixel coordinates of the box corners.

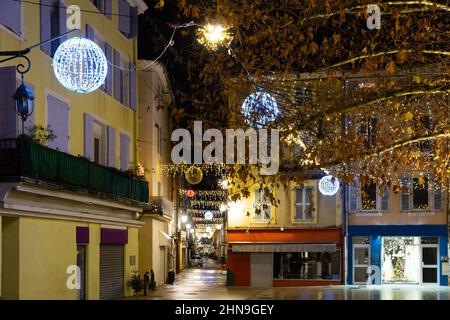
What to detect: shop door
<box><xmin>159</xmin><ymin>246</ymin><xmax>166</xmax><ymax>286</ymax></box>
<box><xmin>353</xmin><ymin>244</ymin><xmax>370</xmax><ymax>284</ymax></box>
<box><xmin>100</xmin><ymin>245</ymin><xmax>124</xmax><ymax>300</ymax></box>
<box><xmin>421</xmin><ymin>245</ymin><xmax>438</xmax><ymax>284</ymax></box>
<box><xmin>250</xmin><ymin>253</ymin><xmax>273</xmax><ymax>287</ymax></box>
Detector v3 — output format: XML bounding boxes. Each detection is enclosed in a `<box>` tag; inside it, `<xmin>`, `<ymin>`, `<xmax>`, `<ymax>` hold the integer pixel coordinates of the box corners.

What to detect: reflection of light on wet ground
<box><xmin>129</xmin><ymin>259</ymin><xmax>450</xmax><ymax>300</ymax></box>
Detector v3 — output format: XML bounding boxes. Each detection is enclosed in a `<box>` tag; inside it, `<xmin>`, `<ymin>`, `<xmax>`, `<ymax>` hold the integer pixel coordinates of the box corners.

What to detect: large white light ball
<box><xmin>53</xmin><ymin>37</ymin><xmax>108</xmax><ymax>93</ymax></box>
<box><xmin>319</xmin><ymin>175</ymin><xmax>339</xmax><ymax>196</ymax></box>
<box><xmin>242</xmin><ymin>89</ymin><xmax>279</xmax><ymax>127</ymax></box>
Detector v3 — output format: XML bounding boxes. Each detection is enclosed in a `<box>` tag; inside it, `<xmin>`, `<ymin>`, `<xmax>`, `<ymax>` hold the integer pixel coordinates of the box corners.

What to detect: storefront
<box><xmin>227</xmin><ymin>228</ymin><xmax>343</xmax><ymax>287</ymax></box>
<box><xmin>347</xmin><ymin>225</ymin><xmax>448</xmax><ymax>286</ymax></box>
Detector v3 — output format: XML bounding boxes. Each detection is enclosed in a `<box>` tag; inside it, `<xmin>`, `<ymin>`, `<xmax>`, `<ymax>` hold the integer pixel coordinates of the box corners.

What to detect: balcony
<box><xmin>147</xmin><ymin>196</ymin><xmax>173</xmax><ymax>218</ymax></box>
<box><xmin>0</xmin><ymin>139</ymin><xmax>149</xmax><ymax>204</ymax></box>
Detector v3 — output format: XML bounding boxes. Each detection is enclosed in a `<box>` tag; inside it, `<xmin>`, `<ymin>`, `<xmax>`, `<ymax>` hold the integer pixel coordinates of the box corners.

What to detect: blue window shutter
<box><xmin>86</xmin><ymin>24</ymin><xmax>94</xmax><ymax>40</ymax></box>
<box><xmin>129</xmin><ymin>63</ymin><xmax>136</xmax><ymax>110</ymax></box>
<box><xmin>130</xmin><ymin>6</ymin><xmax>138</xmax><ymax>38</ymax></box>
<box><xmin>0</xmin><ymin>67</ymin><xmax>18</xmax><ymax>139</ymax></box>
<box><xmin>401</xmin><ymin>177</ymin><xmax>410</xmax><ymax>212</ymax></box>
<box><xmin>433</xmin><ymin>180</ymin><xmax>442</xmax><ymax>211</ymax></box>
<box><xmin>3</xmin><ymin>0</ymin><xmax>21</xmax><ymax>36</ymax></box>
<box><xmin>58</xmin><ymin>0</ymin><xmax>67</xmax><ymax>43</ymax></box>
<box><xmin>118</xmin><ymin>0</ymin><xmax>130</xmax><ymax>37</ymax></box>
<box><xmin>105</xmin><ymin>0</ymin><xmax>112</xmax><ymax>19</ymax></box>
<box><xmin>47</xmin><ymin>95</ymin><xmax>69</xmax><ymax>152</ymax></box>
<box><xmin>23</xmin><ymin>82</ymin><xmax>35</xmax><ymax>134</ymax></box>
<box><xmin>347</xmin><ymin>181</ymin><xmax>358</xmax><ymax>213</ymax></box>
<box><xmin>119</xmin><ymin>133</ymin><xmax>126</xmax><ymax>170</ymax></box>
<box><xmin>84</xmin><ymin>114</ymin><xmax>94</xmax><ymax>160</ymax></box>
<box><xmin>104</xmin><ymin>43</ymin><xmax>113</xmax><ymax>96</ymax></box>
<box><xmin>114</xmin><ymin>50</ymin><xmax>121</xmax><ymax>101</ymax></box>
<box><xmin>107</xmin><ymin>126</ymin><xmax>115</xmax><ymax>167</ymax></box>
<box><xmin>40</xmin><ymin>0</ymin><xmax>52</xmax><ymax>55</ymax></box>
<box><xmin>126</xmin><ymin>135</ymin><xmax>131</xmax><ymax>169</ymax></box>
<box><xmin>380</xmin><ymin>186</ymin><xmax>389</xmax><ymax>212</ymax></box>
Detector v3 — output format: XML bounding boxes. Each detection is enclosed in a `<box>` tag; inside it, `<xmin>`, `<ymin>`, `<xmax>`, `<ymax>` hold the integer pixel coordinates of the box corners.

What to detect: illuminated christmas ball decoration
<box><xmin>186</xmin><ymin>188</ymin><xmax>196</xmax><ymax>198</ymax></box>
<box><xmin>204</xmin><ymin>211</ymin><xmax>214</xmax><ymax>220</ymax></box>
<box><xmin>197</xmin><ymin>24</ymin><xmax>233</xmax><ymax>51</ymax></box>
<box><xmin>242</xmin><ymin>89</ymin><xmax>279</xmax><ymax>127</ymax></box>
<box><xmin>318</xmin><ymin>175</ymin><xmax>340</xmax><ymax>196</ymax></box>
<box><xmin>53</xmin><ymin>37</ymin><xmax>108</xmax><ymax>93</ymax></box>
<box><xmin>185</xmin><ymin>166</ymin><xmax>203</xmax><ymax>185</ymax></box>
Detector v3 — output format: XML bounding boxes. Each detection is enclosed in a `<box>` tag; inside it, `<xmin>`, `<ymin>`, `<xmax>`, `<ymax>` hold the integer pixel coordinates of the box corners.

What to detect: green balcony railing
<box><xmin>0</xmin><ymin>139</ymin><xmax>149</xmax><ymax>204</ymax></box>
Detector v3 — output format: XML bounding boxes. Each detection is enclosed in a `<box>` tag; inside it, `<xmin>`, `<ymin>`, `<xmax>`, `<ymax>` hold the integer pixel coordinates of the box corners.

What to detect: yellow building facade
<box><xmin>0</xmin><ymin>0</ymin><xmax>148</xmax><ymax>299</ymax></box>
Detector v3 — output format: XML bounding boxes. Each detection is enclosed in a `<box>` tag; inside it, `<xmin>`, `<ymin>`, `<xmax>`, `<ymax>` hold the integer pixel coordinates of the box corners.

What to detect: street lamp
<box><xmin>181</xmin><ymin>215</ymin><xmax>188</xmax><ymax>224</ymax></box>
<box><xmin>13</xmin><ymin>77</ymin><xmax>34</xmax><ymax>123</ymax></box>
<box><xmin>186</xmin><ymin>223</ymin><xmax>191</xmax><ymax>230</ymax></box>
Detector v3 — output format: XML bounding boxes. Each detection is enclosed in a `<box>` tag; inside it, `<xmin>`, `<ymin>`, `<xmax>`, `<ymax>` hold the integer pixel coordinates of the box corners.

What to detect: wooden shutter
<box><xmin>40</xmin><ymin>0</ymin><xmax>52</xmax><ymax>55</ymax></box>
<box><xmin>104</xmin><ymin>0</ymin><xmax>112</xmax><ymax>19</ymax></box>
<box><xmin>84</xmin><ymin>114</ymin><xmax>94</xmax><ymax>160</ymax></box>
<box><xmin>47</xmin><ymin>95</ymin><xmax>69</xmax><ymax>152</ymax></box>
<box><xmin>86</xmin><ymin>24</ymin><xmax>94</xmax><ymax>40</ymax></box>
<box><xmin>130</xmin><ymin>6</ymin><xmax>138</xmax><ymax>37</ymax></box>
<box><xmin>433</xmin><ymin>179</ymin><xmax>442</xmax><ymax>211</ymax></box>
<box><xmin>58</xmin><ymin>0</ymin><xmax>67</xmax><ymax>44</ymax></box>
<box><xmin>347</xmin><ymin>181</ymin><xmax>358</xmax><ymax>213</ymax></box>
<box><xmin>23</xmin><ymin>82</ymin><xmax>35</xmax><ymax>134</ymax></box>
<box><xmin>114</xmin><ymin>50</ymin><xmax>121</xmax><ymax>101</ymax></box>
<box><xmin>118</xmin><ymin>0</ymin><xmax>130</xmax><ymax>37</ymax></box>
<box><xmin>401</xmin><ymin>177</ymin><xmax>410</xmax><ymax>212</ymax></box>
<box><xmin>0</xmin><ymin>67</ymin><xmax>17</xmax><ymax>139</ymax></box>
<box><xmin>129</xmin><ymin>63</ymin><xmax>136</xmax><ymax>110</ymax></box>
<box><xmin>104</xmin><ymin>43</ymin><xmax>113</xmax><ymax>96</ymax></box>
<box><xmin>2</xmin><ymin>0</ymin><xmax>21</xmax><ymax>36</ymax></box>
<box><xmin>107</xmin><ymin>126</ymin><xmax>115</xmax><ymax>167</ymax></box>
<box><xmin>380</xmin><ymin>186</ymin><xmax>389</xmax><ymax>212</ymax></box>
<box><xmin>120</xmin><ymin>133</ymin><xmax>130</xmax><ymax>170</ymax></box>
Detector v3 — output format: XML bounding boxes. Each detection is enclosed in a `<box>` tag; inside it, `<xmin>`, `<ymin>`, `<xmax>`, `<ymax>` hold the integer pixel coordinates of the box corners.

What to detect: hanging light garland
<box><xmin>161</xmin><ymin>163</ymin><xmax>226</xmax><ymax>177</ymax></box>
<box><xmin>179</xmin><ymin>189</ymin><xmax>228</xmax><ymax>201</ymax></box>
<box><xmin>53</xmin><ymin>37</ymin><xmax>108</xmax><ymax>93</ymax></box>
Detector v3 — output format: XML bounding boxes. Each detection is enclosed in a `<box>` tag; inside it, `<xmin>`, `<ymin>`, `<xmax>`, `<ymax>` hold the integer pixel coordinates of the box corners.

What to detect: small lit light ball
<box><xmin>219</xmin><ymin>203</ymin><xmax>227</xmax><ymax>212</ymax></box>
<box><xmin>242</xmin><ymin>89</ymin><xmax>279</xmax><ymax>127</ymax></box>
<box><xmin>181</xmin><ymin>215</ymin><xmax>188</xmax><ymax>223</ymax></box>
<box><xmin>204</xmin><ymin>211</ymin><xmax>214</xmax><ymax>220</ymax></box>
<box><xmin>206</xmin><ymin>226</ymin><xmax>212</xmax><ymax>233</ymax></box>
<box><xmin>319</xmin><ymin>175</ymin><xmax>340</xmax><ymax>196</ymax></box>
<box><xmin>53</xmin><ymin>37</ymin><xmax>108</xmax><ymax>93</ymax></box>
<box><xmin>186</xmin><ymin>189</ymin><xmax>196</xmax><ymax>198</ymax></box>
<box><xmin>186</xmin><ymin>223</ymin><xmax>191</xmax><ymax>230</ymax></box>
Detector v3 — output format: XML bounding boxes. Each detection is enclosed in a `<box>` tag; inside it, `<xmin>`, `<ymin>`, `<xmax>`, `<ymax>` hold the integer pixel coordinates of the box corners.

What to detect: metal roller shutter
<box><xmin>100</xmin><ymin>245</ymin><xmax>124</xmax><ymax>300</ymax></box>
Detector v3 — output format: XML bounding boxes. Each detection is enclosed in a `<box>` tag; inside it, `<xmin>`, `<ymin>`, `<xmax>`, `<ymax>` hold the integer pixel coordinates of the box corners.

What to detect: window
<box><xmin>401</xmin><ymin>176</ymin><xmax>442</xmax><ymax>212</ymax></box>
<box><xmin>93</xmin><ymin>121</ymin><xmax>107</xmax><ymax>165</ymax></box>
<box><xmin>118</xmin><ymin>0</ymin><xmax>138</xmax><ymax>39</ymax></box>
<box><xmin>40</xmin><ymin>0</ymin><xmax>66</xmax><ymax>57</ymax></box>
<box><xmin>347</xmin><ymin>180</ymin><xmax>389</xmax><ymax>213</ymax></box>
<box><xmin>418</xmin><ymin>115</ymin><xmax>433</xmax><ymax>152</ymax></box>
<box><xmin>361</xmin><ymin>181</ymin><xmax>377</xmax><ymax>211</ymax></box>
<box><xmin>155</xmin><ymin>123</ymin><xmax>163</xmax><ymax>155</ymax></box>
<box><xmin>47</xmin><ymin>95</ymin><xmax>69</xmax><ymax>152</ymax></box>
<box><xmin>113</xmin><ymin>50</ymin><xmax>135</xmax><ymax>108</ymax></box>
<box><xmin>91</xmin><ymin>0</ymin><xmax>111</xmax><ymax>18</ymax></box>
<box><xmin>0</xmin><ymin>0</ymin><xmax>21</xmax><ymax>36</ymax></box>
<box><xmin>358</xmin><ymin>117</ymin><xmax>377</xmax><ymax>148</ymax></box>
<box><xmin>253</xmin><ymin>188</ymin><xmax>271</xmax><ymax>221</ymax></box>
<box><xmin>273</xmin><ymin>251</ymin><xmax>341</xmax><ymax>280</ymax></box>
<box><xmin>294</xmin><ymin>187</ymin><xmax>314</xmax><ymax>222</ymax></box>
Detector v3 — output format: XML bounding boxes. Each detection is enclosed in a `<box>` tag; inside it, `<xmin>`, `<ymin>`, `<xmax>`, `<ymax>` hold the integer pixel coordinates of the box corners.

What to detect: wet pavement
<box><xmin>130</xmin><ymin>258</ymin><xmax>450</xmax><ymax>300</ymax></box>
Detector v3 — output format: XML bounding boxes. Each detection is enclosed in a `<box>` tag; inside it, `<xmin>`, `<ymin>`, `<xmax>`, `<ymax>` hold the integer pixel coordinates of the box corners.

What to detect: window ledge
<box><xmin>355</xmin><ymin>212</ymin><xmax>383</xmax><ymax>216</ymax></box>
<box><xmin>406</xmin><ymin>211</ymin><xmax>436</xmax><ymax>216</ymax></box>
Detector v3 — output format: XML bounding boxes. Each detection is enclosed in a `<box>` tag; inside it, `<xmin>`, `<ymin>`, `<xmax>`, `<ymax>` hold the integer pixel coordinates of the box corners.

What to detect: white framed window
<box><xmin>253</xmin><ymin>187</ymin><xmax>272</xmax><ymax>221</ymax></box>
<box><xmin>347</xmin><ymin>179</ymin><xmax>389</xmax><ymax>213</ymax></box>
<box><xmin>401</xmin><ymin>176</ymin><xmax>442</xmax><ymax>212</ymax></box>
<box><xmin>294</xmin><ymin>187</ymin><xmax>314</xmax><ymax>222</ymax></box>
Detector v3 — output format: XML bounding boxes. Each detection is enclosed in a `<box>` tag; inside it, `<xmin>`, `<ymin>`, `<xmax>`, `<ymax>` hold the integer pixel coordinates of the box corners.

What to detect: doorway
<box><xmin>76</xmin><ymin>245</ymin><xmax>86</xmax><ymax>300</ymax></box>
<box><xmin>353</xmin><ymin>244</ymin><xmax>370</xmax><ymax>284</ymax></box>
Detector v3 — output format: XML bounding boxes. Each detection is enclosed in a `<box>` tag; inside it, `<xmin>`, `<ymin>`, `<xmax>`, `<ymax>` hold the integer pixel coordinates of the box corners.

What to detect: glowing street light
<box><xmin>197</xmin><ymin>24</ymin><xmax>232</xmax><ymax>51</ymax></box>
<box><xmin>186</xmin><ymin>223</ymin><xmax>191</xmax><ymax>230</ymax></box>
<box><xmin>181</xmin><ymin>215</ymin><xmax>188</xmax><ymax>223</ymax></box>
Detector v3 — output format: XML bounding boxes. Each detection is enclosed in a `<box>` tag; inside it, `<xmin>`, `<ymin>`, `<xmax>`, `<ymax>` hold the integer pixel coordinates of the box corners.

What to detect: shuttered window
<box><xmin>47</xmin><ymin>95</ymin><xmax>69</xmax><ymax>152</ymax></box>
<box><xmin>91</xmin><ymin>0</ymin><xmax>112</xmax><ymax>19</ymax></box>
<box><xmin>118</xmin><ymin>0</ymin><xmax>138</xmax><ymax>38</ymax></box>
<box><xmin>0</xmin><ymin>0</ymin><xmax>22</xmax><ymax>36</ymax></box>
<box><xmin>253</xmin><ymin>188</ymin><xmax>271</xmax><ymax>221</ymax></box>
<box><xmin>41</xmin><ymin>0</ymin><xmax>66</xmax><ymax>57</ymax></box>
<box><xmin>119</xmin><ymin>132</ymin><xmax>130</xmax><ymax>170</ymax></box>
<box><xmin>0</xmin><ymin>67</ymin><xmax>17</xmax><ymax>139</ymax></box>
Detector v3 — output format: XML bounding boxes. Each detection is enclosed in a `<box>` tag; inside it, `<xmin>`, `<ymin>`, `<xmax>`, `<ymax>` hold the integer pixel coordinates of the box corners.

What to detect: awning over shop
<box><xmin>231</xmin><ymin>243</ymin><xmax>336</xmax><ymax>253</ymax></box>
<box><xmin>159</xmin><ymin>230</ymin><xmax>173</xmax><ymax>246</ymax></box>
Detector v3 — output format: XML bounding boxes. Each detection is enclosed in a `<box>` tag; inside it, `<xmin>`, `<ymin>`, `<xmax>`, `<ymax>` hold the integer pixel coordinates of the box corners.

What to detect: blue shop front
<box><xmin>348</xmin><ymin>225</ymin><xmax>448</xmax><ymax>286</ymax></box>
